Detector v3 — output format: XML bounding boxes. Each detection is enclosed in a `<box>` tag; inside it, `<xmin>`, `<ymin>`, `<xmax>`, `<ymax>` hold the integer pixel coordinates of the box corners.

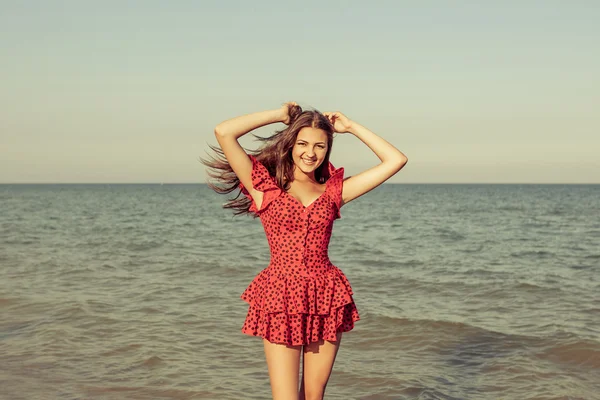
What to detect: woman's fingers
<box><xmin>324</xmin><ymin>112</ymin><xmax>341</xmax><ymax>132</ymax></box>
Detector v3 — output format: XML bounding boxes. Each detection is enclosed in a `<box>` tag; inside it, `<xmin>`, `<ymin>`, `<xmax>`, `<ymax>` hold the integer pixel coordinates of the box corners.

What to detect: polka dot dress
<box><xmin>239</xmin><ymin>155</ymin><xmax>360</xmax><ymax>346</ymax></box>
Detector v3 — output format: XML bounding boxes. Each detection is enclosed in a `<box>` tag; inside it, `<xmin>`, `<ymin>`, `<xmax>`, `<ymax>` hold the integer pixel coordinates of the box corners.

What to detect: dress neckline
<box><xmin>284</xmin><ymin>187</ymin><xmax>327</xmax><ymax>209</ymax></box>
<box><xmin>281</xmin><ymin>162</ymin><xmax>341</xmax><ymax>209</ymax></box>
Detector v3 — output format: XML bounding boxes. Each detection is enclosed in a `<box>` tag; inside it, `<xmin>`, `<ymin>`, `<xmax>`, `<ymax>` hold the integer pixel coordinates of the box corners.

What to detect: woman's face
<box><xmin>291</xmin><ymin>127</ymin><xmax>329</xmax><ymax>176</ymax></box>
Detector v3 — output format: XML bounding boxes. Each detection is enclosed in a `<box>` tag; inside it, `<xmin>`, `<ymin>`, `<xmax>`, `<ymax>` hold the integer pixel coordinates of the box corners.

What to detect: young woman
<box><xmin>205</xmin><ymin>102</ymin><xmax>407</xmax><ymax>400</ymax></box>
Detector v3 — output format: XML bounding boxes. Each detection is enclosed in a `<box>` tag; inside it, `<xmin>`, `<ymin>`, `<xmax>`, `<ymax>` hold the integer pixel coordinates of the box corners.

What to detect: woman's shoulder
<box><xmin>325</xmin><ymin>161</ymin><xmax>344</xmax><ymax>185</ymax></box>
<box><xmin>239</xmin><ymin>154</ymin><xmax>280</xmax><ymax>196</ymax></box>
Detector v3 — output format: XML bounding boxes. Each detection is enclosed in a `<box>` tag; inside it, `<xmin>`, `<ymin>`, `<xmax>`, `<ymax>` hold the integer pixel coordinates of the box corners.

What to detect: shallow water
<box><xmin>1</xmin><ymin>183</ymin><xmax>599</xmax><ymax>399</ymax></box>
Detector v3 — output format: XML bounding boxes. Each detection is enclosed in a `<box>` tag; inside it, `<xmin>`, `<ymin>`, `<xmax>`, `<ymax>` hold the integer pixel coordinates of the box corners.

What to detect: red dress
<box><xmin>239</xmin><ymin>155</ymin><xmax>360</xmax><ymax>346</ymax></box>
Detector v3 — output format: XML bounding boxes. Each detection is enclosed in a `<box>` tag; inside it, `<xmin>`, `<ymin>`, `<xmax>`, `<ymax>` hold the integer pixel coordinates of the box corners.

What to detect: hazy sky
<box><xmin>1</xmin><ymin>1</ymin><xmax>599</xmax><ymax>183</ymax></box>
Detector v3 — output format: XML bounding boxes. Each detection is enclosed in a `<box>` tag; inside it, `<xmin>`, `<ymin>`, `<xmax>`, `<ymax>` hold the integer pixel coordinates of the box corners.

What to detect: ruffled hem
<box><xmin>241</xmin><ymin>265</ymin><xmax>355</xmax><ymax>315</ymax></box>
<box><xmin>242</xmin><ymin>302</ymin><xmax>360</xmax><ymax>346</ymax></box>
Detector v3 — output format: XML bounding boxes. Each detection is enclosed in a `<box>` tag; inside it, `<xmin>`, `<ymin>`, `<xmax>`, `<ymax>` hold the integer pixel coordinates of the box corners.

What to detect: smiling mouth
<box><xmin>301</xmin><ymin>158</ymin><xmax>316</xmax><ymax>165</ymax></box>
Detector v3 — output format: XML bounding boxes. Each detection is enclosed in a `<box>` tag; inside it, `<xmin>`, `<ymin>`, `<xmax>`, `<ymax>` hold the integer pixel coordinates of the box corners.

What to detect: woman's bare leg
<box><xmin>263</xmin><ymin>339</ymin><xmax>302</xmax><ymax>400</ymax></box>
<box><xmin>298</xmin><ymin>333</ymin><xmax>342</xmax><ymax>400</ymax></box>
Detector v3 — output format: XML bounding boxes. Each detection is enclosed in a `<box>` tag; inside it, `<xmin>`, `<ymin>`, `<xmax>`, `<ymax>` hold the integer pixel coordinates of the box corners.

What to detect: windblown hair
<box><xmin>202</xmin><ymin>105</ymin><xmax>335</xmax><ymax>216</ymax></box>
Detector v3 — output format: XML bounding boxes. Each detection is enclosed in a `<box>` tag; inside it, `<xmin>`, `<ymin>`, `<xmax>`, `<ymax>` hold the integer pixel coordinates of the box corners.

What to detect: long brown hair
<box><xmin>202</xmin><ymin>105</ymin><xmax>335</xmax><ymax>215</ymax></box>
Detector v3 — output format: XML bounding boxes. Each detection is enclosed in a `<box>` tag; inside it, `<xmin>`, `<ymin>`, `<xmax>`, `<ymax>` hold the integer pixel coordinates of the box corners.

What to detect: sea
<box><xmin>1</xmin><ymin>183</ymin><xmax>599</xmax><ymax>400</ymax></box>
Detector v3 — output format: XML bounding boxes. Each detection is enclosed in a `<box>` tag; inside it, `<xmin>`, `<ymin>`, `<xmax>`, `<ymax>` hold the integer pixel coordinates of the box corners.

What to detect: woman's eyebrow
<box><xmin>297</xmin><ymin>140</ymin><xmax>326</xmax><ymax>145</ymax></box>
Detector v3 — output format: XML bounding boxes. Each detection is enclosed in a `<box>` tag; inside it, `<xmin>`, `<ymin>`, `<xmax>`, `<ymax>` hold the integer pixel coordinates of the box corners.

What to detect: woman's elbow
<box><xmin>214</xmin><ymin>125</ymin><xmax>225</xmax><ymax>138</ymax></box>
<box><xmin>394</xmin><ymin>154</ymin><xmax>408</xmax><ymax>172</ymax></box>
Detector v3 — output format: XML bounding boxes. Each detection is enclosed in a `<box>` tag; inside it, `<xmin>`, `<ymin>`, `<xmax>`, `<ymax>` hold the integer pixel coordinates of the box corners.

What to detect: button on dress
<box><xmin>239</xmin><ymin>155</ymin><xmax>360</xmax><ymax>346</ymax></box>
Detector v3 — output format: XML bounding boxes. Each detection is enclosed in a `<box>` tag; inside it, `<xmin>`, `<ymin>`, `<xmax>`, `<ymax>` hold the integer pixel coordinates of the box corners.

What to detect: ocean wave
<box><xmin>365</xmin><ymin>314</ymin><xmax>600</xmax><ymax>369</ymax></box>
<box><xmin>510</xmin><ymin>250</ymin><xmax>555</xmax><ymax>258</ymax></box>
<box><xmin>534</xmin><ymin>338</ymin><xmax>600</xmax><ymax>368</ymax></box>
<box><xmin>367</xmin><ymin>314</ymin><xmax>506</xmax><ymax>337</ymax></box>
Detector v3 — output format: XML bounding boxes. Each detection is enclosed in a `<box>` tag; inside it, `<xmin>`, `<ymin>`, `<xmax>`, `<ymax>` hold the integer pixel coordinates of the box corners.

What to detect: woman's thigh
<box><xmin>263</xmin><ymin>339</ymin><xmax>302</xmax><ymax>400</ymax></box>
<box><xmin>300</xmin><ymin>332</ymin><xmax>342</xmax><ymax>398</ymax></box>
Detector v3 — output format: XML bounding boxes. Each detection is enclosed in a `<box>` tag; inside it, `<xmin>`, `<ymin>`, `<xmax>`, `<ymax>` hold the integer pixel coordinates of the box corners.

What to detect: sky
<box><xmin>1</xmin><ymin>0</ymin><xmax>599</xmax><ymax>183</ymax></box>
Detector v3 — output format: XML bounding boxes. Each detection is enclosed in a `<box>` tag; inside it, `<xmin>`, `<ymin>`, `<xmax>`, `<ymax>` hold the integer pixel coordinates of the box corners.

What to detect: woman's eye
<box><xmin>297</xmin><ymin>142</ymin><xmax>306</xmax><ymax>146</ymax></box>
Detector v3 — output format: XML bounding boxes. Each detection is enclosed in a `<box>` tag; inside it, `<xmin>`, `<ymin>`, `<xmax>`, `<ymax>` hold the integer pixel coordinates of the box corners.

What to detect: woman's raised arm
<box><xmin>324</xmin><ymin>112</ymin><xmax>408</xmax><ymax>206</ymax></box>
<box><xmin>214</xmin><ymin>103</ymin><xmax>294</xmax><ymax>195</ymax></box>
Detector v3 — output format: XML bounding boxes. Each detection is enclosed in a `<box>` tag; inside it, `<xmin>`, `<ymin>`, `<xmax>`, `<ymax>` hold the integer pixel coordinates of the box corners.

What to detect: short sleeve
<box><xmin>325</xmin><ymin>162</ymin><xmax>344</xmax><ymax>219</ymax></box>
<box><xmin>238</xmin><ymin>155</ymin><xmax>282</xmax><ymax>214</ymax></box>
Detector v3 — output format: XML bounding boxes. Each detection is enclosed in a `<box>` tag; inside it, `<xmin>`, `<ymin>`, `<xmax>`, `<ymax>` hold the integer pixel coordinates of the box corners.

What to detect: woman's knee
<box><xmin>300</xmin><ymin>382</ymin><xmax>326</xmax><ymax>400</ymax></box>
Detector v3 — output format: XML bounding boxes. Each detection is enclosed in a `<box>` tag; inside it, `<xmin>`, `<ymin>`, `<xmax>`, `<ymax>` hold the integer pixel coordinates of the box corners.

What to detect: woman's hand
<box><xmin>279</xmin><ymin>102</ymin><xmax>299</xmax><ymax>125</ymax></box>
<box><xmin>324</xmin><ymin>111</ymin><xmax>353</xmax><ymax>133</ymax></box>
